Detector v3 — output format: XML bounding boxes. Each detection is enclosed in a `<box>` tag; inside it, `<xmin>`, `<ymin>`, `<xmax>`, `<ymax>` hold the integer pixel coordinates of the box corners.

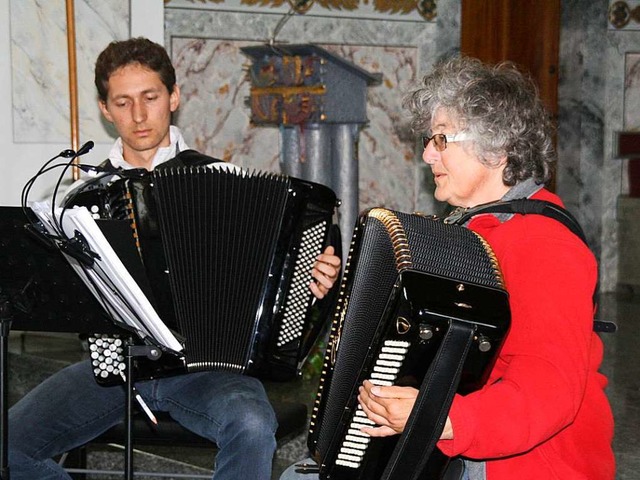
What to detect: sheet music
<box><xmin>30</xmin><ymin>202</ymin><xmax>183</xmax><ymax>353</ymax></box>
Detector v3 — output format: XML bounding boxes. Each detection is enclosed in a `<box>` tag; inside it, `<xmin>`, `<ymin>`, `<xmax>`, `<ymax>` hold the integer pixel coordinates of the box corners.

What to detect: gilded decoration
<box><xmin>609</xmin><ymin>1</ymin><xmax>640</xmax><ymax>28</ymax></box>
<box><xmin>246</xmin><ymin>53</ymin><xmax>327</xmax><ymax>125</ymax></box>
<box><xmin>165</xmin><ymin>0</ymin><xmax>437</xmax><ymax>21</ymax></box>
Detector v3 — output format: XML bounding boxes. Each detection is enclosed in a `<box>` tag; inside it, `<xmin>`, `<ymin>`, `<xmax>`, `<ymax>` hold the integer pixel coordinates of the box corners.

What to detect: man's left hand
<box><xmin>309</xmin><ymin>246</ymin><xmax>341</xmax><ymax>299</ymax></box>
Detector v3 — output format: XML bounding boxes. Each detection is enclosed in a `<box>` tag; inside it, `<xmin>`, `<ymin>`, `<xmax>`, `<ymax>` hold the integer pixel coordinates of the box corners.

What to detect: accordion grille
<box><xmin>152</xmin><ymin>166</ymin><xmax>290</xmax><ymax>373</ymax></box>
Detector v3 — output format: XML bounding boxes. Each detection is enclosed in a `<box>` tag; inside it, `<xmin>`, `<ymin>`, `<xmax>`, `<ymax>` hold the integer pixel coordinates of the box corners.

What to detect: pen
<box><xmin>134</xmin><ymin>391</ymin><xmax>158</xmax><ymax>425</ymax></box>
<box><xmin>120</xmin><ymin>372</ymin><xmax>158</xmax><ymax>425</ymax></box>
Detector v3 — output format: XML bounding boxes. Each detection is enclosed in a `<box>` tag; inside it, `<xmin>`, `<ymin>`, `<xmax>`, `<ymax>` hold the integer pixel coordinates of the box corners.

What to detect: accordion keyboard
<box><xmin>335</xmin><ymin>339</ymin><xmax>410</xmax><ymax>469</ymax></box>
<box><xmin>276</xmin><ymin>221</ymin><xmax>327</xmax><ymax>348</ymax></box>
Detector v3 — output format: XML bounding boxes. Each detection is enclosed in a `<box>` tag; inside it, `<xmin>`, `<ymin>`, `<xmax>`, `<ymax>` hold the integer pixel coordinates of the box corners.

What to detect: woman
<box><xmin>283</xmin><ymin>56</ymin><xmax>614</xmax><ymax>480</ymax></box>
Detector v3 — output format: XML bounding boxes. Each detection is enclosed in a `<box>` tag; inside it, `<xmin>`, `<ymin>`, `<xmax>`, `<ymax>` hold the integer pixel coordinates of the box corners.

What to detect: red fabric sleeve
<box><xmin>436</xmin><ymin>211</ymin><xmax>598</xmax><ymax>459</ymax></box>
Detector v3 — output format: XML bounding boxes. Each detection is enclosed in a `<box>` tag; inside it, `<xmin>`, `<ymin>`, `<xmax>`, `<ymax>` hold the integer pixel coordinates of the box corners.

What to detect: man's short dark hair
<box><xmin>94</xmin><ymin>37</ymin><xmax>176</xmax><ymax>102</ymax></box>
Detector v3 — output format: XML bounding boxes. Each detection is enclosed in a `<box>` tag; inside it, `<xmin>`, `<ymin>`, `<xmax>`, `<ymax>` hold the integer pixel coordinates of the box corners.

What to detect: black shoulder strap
<box><xmin>447</xmin><ymin>198</ymin><xmax>616</xmax><ymax>334</ymax></box>
<box><xmin>98</xmin><ymin>149</ymin><xmax>225</xmax><ymax>172</ymax></box>
<box><xmin>156</xmin><ymin>149</ymin><xmax>225</xmax><ymax>169</ymax></box>
<box><xmin>97</xmin><ymin>158</ymin><xmax>117</xmax><ymax>172</ymax></box>
<box><xmin>447</xmin><ymin>198</ymin><xmax>588</xmax><ymax>247</ymax></box>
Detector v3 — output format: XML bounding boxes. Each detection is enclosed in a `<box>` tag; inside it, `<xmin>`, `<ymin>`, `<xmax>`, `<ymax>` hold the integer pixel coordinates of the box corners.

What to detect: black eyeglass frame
<box><xmin>422</xmin><ymin>132</ymin><xmax>473</xmax><ymax>151</ymax></box>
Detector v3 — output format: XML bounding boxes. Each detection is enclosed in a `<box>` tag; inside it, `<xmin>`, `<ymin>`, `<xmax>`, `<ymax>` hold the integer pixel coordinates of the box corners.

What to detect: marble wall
<box><xmin>9</xmin><ymin>0</ymin><xmax>129</xmax><ymax>144</ymax></box>
<box><xmin>10</xmin><ymin>0</ymin><xmax>640</xmax><ymax>292</ymax></box>
<box><xmin>624</xmin><ymin>53</ymin><xmax>640</xmax><ymax>130</ymax></box>
<box><xmin>556</xmin><ymin>0</ymin><xmax>640</xmax><ymax>291</ymax></box>
<box><xmin>556</xmin><ymin>0</ymin><xmax>610</xmax><ymax>275</ymax></box>
<box><xmin>164</xmin><ymin>2</ymin><xmax>460</xmax><ymax>217</ymax></box>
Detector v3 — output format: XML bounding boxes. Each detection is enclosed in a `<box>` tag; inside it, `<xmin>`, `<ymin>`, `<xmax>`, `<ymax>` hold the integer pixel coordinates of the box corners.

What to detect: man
<box><xmin>9</xmin><ymin>37</ymin><xmax>341</xmax><ymax>480</ymax></box>
<box><xmin>283</xmin><ymin>56</ymin><xmax>614</xmax><ymax>479</ymax></box>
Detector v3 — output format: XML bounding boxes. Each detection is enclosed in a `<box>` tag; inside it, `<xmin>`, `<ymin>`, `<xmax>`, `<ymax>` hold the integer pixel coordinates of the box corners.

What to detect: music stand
<box><xmin>0</xmin><ymin>206</ymin><xmax>169</xmax><ymax>480</ymax></box>
<box><xmin>0</xmin><ymin>207</ymin><xmax>121</xmax><ymax>334</ymax></box>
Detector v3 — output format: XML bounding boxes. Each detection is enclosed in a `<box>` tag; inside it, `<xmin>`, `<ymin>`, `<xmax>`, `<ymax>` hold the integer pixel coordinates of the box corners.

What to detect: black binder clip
<box><xmin>59</xmin><ymin>230</ymin><xmax>101</xmax><ymax>268</ymax></box>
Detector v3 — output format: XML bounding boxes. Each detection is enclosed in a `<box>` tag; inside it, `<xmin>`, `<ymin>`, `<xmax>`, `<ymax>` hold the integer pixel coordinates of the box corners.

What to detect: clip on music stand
<box><xmin>0</xmin><ymin>206</ymin><xmax>173</xmax><ymax>480</ymax></box>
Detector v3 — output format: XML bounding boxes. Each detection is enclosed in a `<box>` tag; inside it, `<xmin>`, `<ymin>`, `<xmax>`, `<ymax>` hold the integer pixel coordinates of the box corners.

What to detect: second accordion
<box><xmin>68</xmin><ymin>151</ymin><xmax>339</xmax><ymax>383</ymax></box>
<box><xmin>307</xmin><ymin>208</ymin><xmax>511</xmax><ymax>480</ymax></box>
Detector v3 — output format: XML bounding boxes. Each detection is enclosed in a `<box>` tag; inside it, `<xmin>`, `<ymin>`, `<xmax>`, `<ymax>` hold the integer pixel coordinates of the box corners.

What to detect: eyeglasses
<box><xmin>422</xmin><ymin>132</ymin><xmax>473</xmax><ymax>151</ymax></box>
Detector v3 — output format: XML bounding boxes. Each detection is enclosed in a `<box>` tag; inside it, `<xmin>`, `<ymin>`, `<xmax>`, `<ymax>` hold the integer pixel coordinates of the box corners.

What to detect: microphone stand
<box><xmin>0</xmin><ymin>294</ymin><xmax>12</xmax><ymax>480</ymax></box>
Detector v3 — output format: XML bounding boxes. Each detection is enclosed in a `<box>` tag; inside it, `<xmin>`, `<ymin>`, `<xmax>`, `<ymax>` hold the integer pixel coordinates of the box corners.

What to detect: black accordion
<box><xmin>67</xmin><ymin>152</ymin><xmax>339</xmax><ymax>384</ymax></box>
<box><xmin>307</xmin><ymin>208</ymin><xmax>511</xmax><ymax>480</ymax></box>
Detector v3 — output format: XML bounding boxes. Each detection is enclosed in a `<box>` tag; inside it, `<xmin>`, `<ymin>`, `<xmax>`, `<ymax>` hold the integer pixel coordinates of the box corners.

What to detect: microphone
<box><xmin>76</xmin><ymin>140</ymin><xmax>95</xmax><ymax>157</ymax></box>
<box><xmin>59</xmin><ymin>140</ymin><xmax>95</xmax><ymax>159</ymax></box>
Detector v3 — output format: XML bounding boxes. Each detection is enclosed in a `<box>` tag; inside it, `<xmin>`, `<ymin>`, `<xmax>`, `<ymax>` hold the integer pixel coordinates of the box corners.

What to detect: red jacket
<box><xmin>436</xmin><ymin>189</ymin><xmax>615</xmax><ymax>479</ymax></box>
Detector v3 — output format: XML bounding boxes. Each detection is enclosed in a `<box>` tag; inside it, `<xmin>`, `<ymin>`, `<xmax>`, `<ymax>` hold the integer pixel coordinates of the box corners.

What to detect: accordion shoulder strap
<box><xmin>156</xmin><ymin>149</ymin><xmax>225</xmax><ymax>168</ymax></box>
<box><xmin>381</xmin><ymin>320</ymin><xmax>476</xmax><ymax>480</ymax></box>
<box><xmin>446</xmin><ymin>198</ymin><xmax>587</xmax><ymax>247</ymax></box>
<box><xmin>447</xmin><ymin>198</ymin><xmax>616</xmax><ymax>334</ymax></box>
<box><xmin>95</xmin><ymin>151</ymin><xmax>226</xmax><ymax>178</ymax></box>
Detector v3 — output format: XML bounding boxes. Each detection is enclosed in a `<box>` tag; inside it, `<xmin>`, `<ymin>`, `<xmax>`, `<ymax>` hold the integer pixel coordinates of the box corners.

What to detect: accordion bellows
<box><xmin>308</xmin><ymin>208</ymin><xmax>511</xmax><ymax>480</ymax></box>
<box><xmin>152</xmin><ymin>166</ymin><xmax>334</xmax><ymax>375</ymax></box>
<box><xmin>69</xmin><ymin>161</ymin><xmax>338</xmax><ymax>383</ymax></box>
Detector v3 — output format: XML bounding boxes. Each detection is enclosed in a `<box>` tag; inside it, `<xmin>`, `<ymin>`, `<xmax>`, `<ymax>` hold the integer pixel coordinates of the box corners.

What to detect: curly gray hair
<box><xmin>403</xmin><ymin>56</ymin><xmax>555</xmax><ymax>186</ymax></box>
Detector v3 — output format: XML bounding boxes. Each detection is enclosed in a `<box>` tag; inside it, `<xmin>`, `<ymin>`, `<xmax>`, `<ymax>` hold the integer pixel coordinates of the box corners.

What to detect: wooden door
<box><xmin>460</xmin><ymin>0</ymin><xmax>560</xmax><ymax>119</ymax></box>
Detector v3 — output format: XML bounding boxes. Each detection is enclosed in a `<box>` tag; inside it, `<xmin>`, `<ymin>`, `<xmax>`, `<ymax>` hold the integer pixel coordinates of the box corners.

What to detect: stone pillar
<box><xmin>332</xmin><ymin>123</ymin><xmax>361</xmax><ymax>258</ymax></box>
<box><xmin>303</xmin><ymin>124</ymin><xmax>332</xmax><ymax>187</ymax></box>
<box><xmin>280</xmin><ymin>125</ymin><xmax>303</xmax><ymax>178</ymax></box>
